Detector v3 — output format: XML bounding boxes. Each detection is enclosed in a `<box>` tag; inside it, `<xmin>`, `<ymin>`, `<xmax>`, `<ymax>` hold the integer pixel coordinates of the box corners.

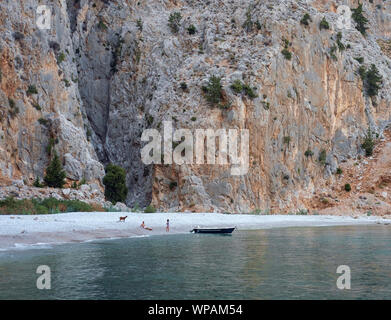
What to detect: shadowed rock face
<box><xmin>1</xmin><ymin>0</ymin><xmax>391</xmax><ymax>212</ymax></box>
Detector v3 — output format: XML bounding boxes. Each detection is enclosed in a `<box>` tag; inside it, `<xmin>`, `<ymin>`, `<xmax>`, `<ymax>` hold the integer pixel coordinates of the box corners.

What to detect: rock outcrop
<box><xmin>0</xmin><ymin>181</ymin><xmax>107</xmax><ymax>206</ymax></box>
<box><xmin>1</xmin><ymin>0</ymin><xmax>391</xmax><ymax>214</ymax></box>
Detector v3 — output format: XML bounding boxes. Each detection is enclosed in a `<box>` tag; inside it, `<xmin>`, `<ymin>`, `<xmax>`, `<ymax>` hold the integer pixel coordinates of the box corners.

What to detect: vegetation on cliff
<box><xmin>281</xmin><ymin>38</ymin><xmax>292</xmax><ymax>60</ymax></box>
<box><xmin>230</xmin><ymin>80</ymin><xmax>258</xmax><ymax>98</ymax></box>
<box><xmin>103</xmin><ymin>164</ymin><xmax>128</xmax><ymax>204</ymax></box>
<box><xmin>0</xmin><ymin>197</ymin><xmax>100</xmax><ymax>215</ymax></box>
<box><xmin>319</xmin><ymin>17</ymin><xmax>330</xmax><ymax>30</ymax></box>
<box><xmin>359</xmin><ymin>64</ymin><xmax>383</xmax><ymax>98</ymax></box>
<box><xmin>168</xmin><ymin>12</ymin><xmax>182</xmax><ymax>33</ymax></box>
<box><xmin>352</xmin><ymin>3</ymin><xmax>368</xmax><ymax>36</ymax></box>
<box><xmin>144</xmin><ymin>205</ymin><xmax>157</xmax><ymax>213</ymax></box>
<box><xmin>300</xmin><ymin>13</ymin><xmax>311</xmax><ymax>26</ymax></box>
<box><xmin>44</xmin><ymin>152</ymin><xmax>67</xmax><ymax>188</ymax></box>
<box><xmin>362</xmin><ymin>128</ymin><xmax>375</xmax><ymax>157</ymax></box>
<box><xmin>365</xmin><ymin>64</ymin><xmax>383</xmax><ymax>97</ymax></box>
<box><xmin>202</xmin><ymin>76</ymin><xmax>224</xmax><ymax>106</ymax></box>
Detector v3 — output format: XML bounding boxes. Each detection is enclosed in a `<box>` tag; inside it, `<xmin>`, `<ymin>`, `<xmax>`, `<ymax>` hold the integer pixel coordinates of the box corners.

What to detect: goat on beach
<box><xmin>118</xmin><ymin>216</ymin><xmax>128</xmax><ymax>222</ymax></box>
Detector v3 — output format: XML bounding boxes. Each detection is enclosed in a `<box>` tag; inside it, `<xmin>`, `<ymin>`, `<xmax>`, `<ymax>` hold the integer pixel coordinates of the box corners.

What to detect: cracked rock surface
<box><xmin>1</xmin><ymin>0</ymin><xmax>391</xmax><ymax>213</ymax></box>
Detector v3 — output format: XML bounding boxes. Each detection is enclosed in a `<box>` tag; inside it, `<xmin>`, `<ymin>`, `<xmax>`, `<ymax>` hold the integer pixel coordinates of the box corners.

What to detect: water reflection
<box><xmin>0</xmin><ymin>225</ymin><xmax>390</xmax><ymax>299</ymax></box>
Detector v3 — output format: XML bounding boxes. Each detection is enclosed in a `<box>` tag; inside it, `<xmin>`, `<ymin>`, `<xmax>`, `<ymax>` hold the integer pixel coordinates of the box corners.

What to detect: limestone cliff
<box><xmin>0</xmin><ymin>0</ymin><xmax>104</xmax><ymax>188</ymax></box>
<box><xmin>1</xmin><ymin>0</ymin><xmax>391</xmax><ymax>214</ymax></box>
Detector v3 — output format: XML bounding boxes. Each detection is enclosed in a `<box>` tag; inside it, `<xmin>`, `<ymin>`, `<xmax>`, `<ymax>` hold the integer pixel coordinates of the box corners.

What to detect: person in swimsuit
<box><xmin>166</xmin><ymin>219</ymin><xmax>170</xmax><ymax>232</ymax></box>
<box><xmin>140</xmin><ymin>221</ymin><xmax>152</xmax><ymax>231</ymax></box>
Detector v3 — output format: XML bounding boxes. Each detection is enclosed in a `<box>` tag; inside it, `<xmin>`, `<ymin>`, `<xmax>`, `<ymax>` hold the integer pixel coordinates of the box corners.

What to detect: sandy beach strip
<box><xmin>0</xmin><ymin>212</ymin><xmax>390</xmax><ymax>250</ymax></box>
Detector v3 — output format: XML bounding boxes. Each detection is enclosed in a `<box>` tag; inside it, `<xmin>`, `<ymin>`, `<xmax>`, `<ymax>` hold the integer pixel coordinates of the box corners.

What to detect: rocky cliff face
<box><xmin>0</xmin><ymin>0</ymin><xmax>104</xmax><ymax>188</ymax></box>
<box><xmin>1</xmin><ymin>0</ymin><xmax>391</xmax><ymax>214</ymax></box>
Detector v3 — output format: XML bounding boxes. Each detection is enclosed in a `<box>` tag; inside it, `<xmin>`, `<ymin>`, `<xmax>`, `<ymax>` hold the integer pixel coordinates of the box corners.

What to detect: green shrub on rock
<box><xmin>33</xmin><ymin>177</ymin><xmax>43</xmax><ymax>188</ymax></box>
<box><xmin>103</xmin><ymin>164</ymin><xmax>128</xmax><ymax>204</ymax></box>
<box><xmin>305</xmin><ymin>149</ymin><xmax>314</xmax><ymax>157</ymax></box>
<box><xmin>318</xmin><ymin>149</ymin><xmax>327</xmax><ymax>165</ymax></box>
<box><xmin>362</xmin><ymin>128</ymin><xmax>375</xmax><ymax>156</ymax></box>
<box><xmin>352</xmin><ymin>3</ymin><xmax>368</xmax><ymax>36</ymax></box>
<box><xmin>168</xmin><ymin>12</ymin><xmax>182</xmax><ymax>33</ymax></box>
<box><xmin>230</xmin><ymin>80</ymin><xmax>257</xmax><ymax>98</ymax></box>
<box><xmin>230</xmin><ymin>80</ymin><xmax>243</xmax><ymax>94</ymax></box>
<box><xmin>44</xmin><ymin>152</ymin><xmax>66</xmax><ymax>188</ymax></box>
<box><xmin>300</xmin><ymin>13</ymin><xmax>311</xmax><ymax>26</ymax></box>
<box><xmin>0</xmin><ymin>197</ymin><xmax>97</xmax><ymax>215</ymax></box>
<box><xmin>27</xmin><ymin>85</ymin><xmax>38</xmax><ymax>95</ymax></box>
<box><xmin>365</xmin><ymin>64</ymin><xmax>383</xmax><ymax>97</ymax></box>
<box><xmin>187</xmin><ymin>24</ymin><xmax>197</xmax><ymax>35</ymax></box>
<box><xmin>144</xmin><ymin>205</ymin><xmax>156</xmax><ymax>213</ymax></box>
<box><xmin>319</xmin><ymin>17</ymin><xmax>330</xmax><ymax>30</ymax></box>
<box><xmin>242</xmin><ymin>84</ymin><xmax>258</xmax><ymax>98</ymax></box>
<box><xmin>281</xmin><ymin>48</ymin><xmax>292</xmax><ymax>60</ymax></box>
<box><xmin>203</xmin><ymin>76</ymin><xmax>223</xmax><ymax>106</ymax></box>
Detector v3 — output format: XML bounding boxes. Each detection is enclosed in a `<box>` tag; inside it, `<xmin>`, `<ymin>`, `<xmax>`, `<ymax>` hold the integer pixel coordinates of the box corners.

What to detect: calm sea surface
<box><xmin>0</xmin><ymin>225</ymin><xmax>390</xmax><ymax>299</ymax></box>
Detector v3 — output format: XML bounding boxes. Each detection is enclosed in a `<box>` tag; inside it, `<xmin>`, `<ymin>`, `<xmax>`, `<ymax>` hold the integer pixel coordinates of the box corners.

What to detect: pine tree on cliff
<box><xmin>352</xmin><ymin>3</ymin><xmax>368</xmax><ymax>36</ymax></box>
<box><xmin>365</xmin><ymin>64</ymin><xmax>382</xmax><ymax>97</ymax></box>
<box><xmin>44</xmin><ymin>152</ymin><xmax>66</xmax><ymax>188</ymax></box>
<box><xmin>103</xmin><ymin>164</ymin><xmax>128</xmax><ymax>204</ymax></box>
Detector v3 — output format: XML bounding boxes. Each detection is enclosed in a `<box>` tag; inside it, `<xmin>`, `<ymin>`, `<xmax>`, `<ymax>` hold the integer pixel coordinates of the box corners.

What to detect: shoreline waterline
<box><xmin>0</xmin><ymin>212</ymin><xmax>390</xmax><ymax>251</ymax></box>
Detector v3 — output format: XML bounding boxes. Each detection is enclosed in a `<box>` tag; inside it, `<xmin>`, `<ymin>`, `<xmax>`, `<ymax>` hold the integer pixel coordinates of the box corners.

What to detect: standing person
<box><xmin>166</xmin><ymin>219</ymin><xmax>170</xmax><ymax>232</ymax></box>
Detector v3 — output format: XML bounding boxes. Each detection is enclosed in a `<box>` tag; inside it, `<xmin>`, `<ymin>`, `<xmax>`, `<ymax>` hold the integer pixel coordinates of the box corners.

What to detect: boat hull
<box><xmin>191</xmin><ymin>227</ymin><xmax>236</xmax><ymax>234</ymax></box>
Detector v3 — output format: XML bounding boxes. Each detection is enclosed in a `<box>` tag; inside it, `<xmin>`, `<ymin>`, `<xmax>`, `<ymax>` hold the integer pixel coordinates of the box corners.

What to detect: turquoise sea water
<box><xmin>0</xmin><ymin>225</ymin><xmax>390</xmax><ymax>299</ymax></box>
